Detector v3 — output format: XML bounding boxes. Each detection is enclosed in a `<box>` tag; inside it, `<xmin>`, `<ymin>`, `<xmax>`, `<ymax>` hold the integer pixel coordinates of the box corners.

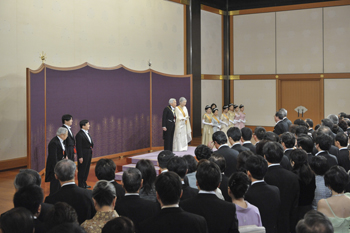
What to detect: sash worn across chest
<box><xmin>212</xmin><ymin>115</ymin><xmax>219</xmax><ymax>123</ymax></box>
<box><xmin>168</xmin><ymin>106</ymin><xmax>175</xmax><ymax>120</ymax></box>
<box><xmin>222</xmin><ymin>113</ymin><xmax>229</xmax><ymax>121</ymax></box>
<box><xmin>205</xmin><ymin>114</ymin><xmax>212</xmax><ymax>123</ymax></box>
<box><xmin>177</xmin><ymin>106</ymin><xmax>187</xmax><ymax>124</ymax></box>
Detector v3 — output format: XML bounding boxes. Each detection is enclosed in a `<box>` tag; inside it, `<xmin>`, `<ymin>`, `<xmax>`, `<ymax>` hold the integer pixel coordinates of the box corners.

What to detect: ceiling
<box><xmin>200</xmin><ymin>0</ymin><xmax>337</xmax><ymax>11</ymax></box>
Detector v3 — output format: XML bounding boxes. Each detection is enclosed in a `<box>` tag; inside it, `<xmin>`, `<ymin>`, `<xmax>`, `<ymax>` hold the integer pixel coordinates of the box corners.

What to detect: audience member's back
<box><xmin>183</xmin><ymin>155</ymin><xmax>198</xmax><ymax>189</ymax></box>
<box><xmin>102</xmin><ymin>217</ymin><xmax>135</xmax><ymax>233</ymax></box>
<box><xmin>0</xmin><ymin>207</ymin><xmax>34</xmax><ymax>233</ymax></box>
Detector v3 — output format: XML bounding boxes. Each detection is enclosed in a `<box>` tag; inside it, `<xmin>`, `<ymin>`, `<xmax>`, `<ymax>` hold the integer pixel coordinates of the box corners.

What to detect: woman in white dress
<box><xmin>173</xmin><ymin>97</ymin><xmax>192</xmax><ymax>152</ymax></box>
<box><xmin>202</xmin><ymin>105</ymin><xmax>214</xmax><ymax>146</ymax></box>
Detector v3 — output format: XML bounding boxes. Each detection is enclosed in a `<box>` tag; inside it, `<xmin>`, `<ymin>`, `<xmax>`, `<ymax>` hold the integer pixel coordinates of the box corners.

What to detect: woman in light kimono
<box><xmin>202</xmin><ymin>105</ymin><xmax>213</xmax><ymax>146</ymax></box>
<box><xmin>212</xmin><ymin>108</ymin><xmax>222</xmax><ymax>133</ymax></box>
<box><xmin>238</xmin><ymin>104</ymin><xmax>246</xmax><ymax>129</ymax></box>
<box><xmin>173</xmin><ymin>97</ymin><xmax>192</xmax><ymax>152</ymax></box>
<box><xmin>227</xmin><ymin>103</ymin><xmax>235</xmax><ymax>128</ymax></box>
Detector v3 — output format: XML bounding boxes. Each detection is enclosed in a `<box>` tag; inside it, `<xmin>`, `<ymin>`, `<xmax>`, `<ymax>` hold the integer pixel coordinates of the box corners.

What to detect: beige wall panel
<box><xmin>201</xmin><ymin>10</ymin><xmax>222</xmax><ymax>74</ymax></box>
<box><xmin>233</xmin><ymin>13</ymin><xmax>276</xmax><ymax>75</ymax></box>
<box><xmin>0</xmin><ymin>0</ymin><xmax>184</xmax><ymax>161</ymax></box>
<box><xmin>233</xmin><ymin>80</ymin><xmax>276</xmax><ymax>126</ymax></box>
<box><xmin>324</xmin><ymin>5</ymin><xmax>350</xmax><ymax>73</ymax></box>
<box><xmin>276</xmin><ymin>8</ymin><xmax>323</xmax><ymax>74</ymax></box>
<box><xmin>324</xmin><ymin>79</ymin><xmax>350</xmax><ymax>118</ymax></box>
<box><xmin>201</xmin><ymin>80</ymin><xmax>223</xmax><ymax>127</ymax></box>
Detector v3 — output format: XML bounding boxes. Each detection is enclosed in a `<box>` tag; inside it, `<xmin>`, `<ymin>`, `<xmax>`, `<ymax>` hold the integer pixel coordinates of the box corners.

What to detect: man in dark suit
<box><xmin>162</xmin><ymin>98</ymin><xmax>177</xmax><ymax>151</ymax></box>
<box><xmin>45</xmin><ymin>160</ymin><xmax>95</xmax><ymax>224</ymax></box>
<box><xmin>335</xmin><ymin>132</ymin><xmax>350</xmax><ymax>172</ymax></box>
<box><xmin>264</xmin><ymin>141</ymin><xmax>300</xmax><ymax>233</ymax></box>
<box><xmin>305</xmin><ymin>118</ymin><xmax>314</xmax><ymax>135</ymax></box>
<box><xmin>76</xmin><ymin>119</ymin><xmax>93</xmax><ymax>188</ymax></box>
<box><xmin>62</xmin><ymin>114</ymin><xmax>75</xmax><ymax>161</ymax></box>
<box><xmin>273</xmin><ymin>111</ymin><xmax>288</xmax><ymax>135</ymax></box>
<box><xmin>167</xmin><ymin>156</ymin><xmax>198</xmax><ymax>201</ymax></box>
<box><xmin>315</xmin><ymin>133</ymin><xmax>338</xmax><ymax>167</ymax></box>
<box><xmin>227</xmin><ymin>127</ymin><xmax>250</xmax><ymax>153</ymax></box>
<box><xmin>116</xmin><ymin>168</ymin><xmax>159</xmax><ymax>232</ymax></box>
<box><xmin>140</xmin><ymin>172</ymin><xmax>208</xmax><ymax>233</ymax></box>
<box><xmin>212</xmin><ymin>131</ymin><xmax>239</xmax><ymax>177</ymax></box>
<box><xmin>280</xmin><ymin>132</ymin><xmax>295</xmax><ymax>171</ymax></box>
<box><xmin>280</xmin><ymin>108</ymin><xmax>292</xmax><ymax>128</ymax></box>
<box><xmin>241</xmin><ymin>127</ymin><xmax>256</xmax><ymax>153</ymax></box>
<box><xmin>245</xmin><ymin>155</ymin><xmax>280</xmax><ymax>233</ymax></box>
<box><xmin>95</xmin><ymin>159</ymin><xmax>125</xmax><ymax>201</ymax></box>
<box><xmin>253</xmin><ymin>126</ymin><xmax>266</xmax><ymax>146</ymax></box>
<box><xmin>297</xmin><ymin>135</ymin><xmax>314</xmax><ymax>162</ymax></box>
<box><xmin>45</xmin><ymin>127</ymin><xmax>68</xmax><ymax>195</ymax></box>
<box><xmin>180</xmin><ymin>160</ymin><xmax>239</xmax><ymax>233</ymax></box>
<box><xmin>209</xmin><ymin>153</ymin><xmax>230</xmax><ymax>202</ymax></box>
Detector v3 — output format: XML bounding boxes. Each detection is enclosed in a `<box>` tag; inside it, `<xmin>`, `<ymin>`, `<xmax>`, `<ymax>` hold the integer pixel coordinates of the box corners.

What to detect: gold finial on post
<box><xmin>39</xmin><ymin>51</ymin><xmax>46</xmax><ymax>63</ymax></box>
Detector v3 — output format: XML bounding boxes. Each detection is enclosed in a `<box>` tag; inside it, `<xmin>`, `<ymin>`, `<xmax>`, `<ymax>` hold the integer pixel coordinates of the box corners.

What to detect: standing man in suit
<box><xmin>212</xmin><ymin>131</ymin><xmax>239</xmax><ymax>178</ymax></box>
<box><xmin>208</xmin><ymin>153</ymin><xmax>230</xmax><ymax>202</ymax></box>
<box><xmin>253</xmin><ymin>126</ymin><xmax>266</xmax><ymax>146</ymax></box>
<box><xmin>335</xmin><ymin>132</ymin><xmax>350</xmax><ymax>172</ymax></box>
<box><xmin>241</xmin><ymin>127</ymin><xmax>256</xmax><ymax>153</ymax></box>
<box><xmin>264</xmin><ymin>141</ymin><xmax>300</xmax><ymax>233</ymax></box>
<box><xmin>62</xmin><ymin>114</ymin><xmax>75</xmax><ymax>162</ymax></box>
<box><xmin>281</xmin><ymin>132</ymin><xmax>296</xmax><ymax>160</ymax></box>
<box><xmin>140</xmin><ymin>172</ymin><xmax>208</xmax><ymax>233</ymax></box>
<box><xmin>305</xmin><ymin>118</ymin><xmax>314</xmax><ymax>135</ymax></box>
<box><xmin>162</xmin><ymin>98</ymin><xmax>177</xmax><ymax>151</ymax></box>
<box><xmin>273</xmin><ymin>111</ymin><xmax>289</xmax><ymax>135</ymax></box>
<box><xmin>76</xmin><ymin>119</ymin><xmax>93</xmax><ymax>189</ymax></box>
<box><xmin>315</xmin><ymin>133</ymin><xmax>338</xmax><ymax>168</ymax></box>
<box><xmin>227</xmin><ymin>127</ymin><xmax>249</xmax><ymax>153</ymax></box>
<box><xmin>297</xmin><ymin>135</ymin><xmax>314</xmax><ymax>162</ymax></box>
<box><xmin>245</xmin><ymin>155</ymin><xmax>280</xmax><ymax>233</ymax></box>
<box><xmin>280</xmin><ymin>108</ymin><xmax>292</xmax><ymax>128</ymax></box>
<box><xmin>180</xmin><ymin>160</ymin><xmax>239</xmax><ymax>233</ymax></box>
<box><xmin>45</xmin><ymin>127</ymin><xmax>68</xmax><ymax>195</ymax></box>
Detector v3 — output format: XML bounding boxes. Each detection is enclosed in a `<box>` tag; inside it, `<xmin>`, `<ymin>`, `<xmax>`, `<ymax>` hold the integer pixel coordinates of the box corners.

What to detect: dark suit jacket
<box><xmin>38</xmin><ymin>202</ymin><xmax>53</xmax><ymax>222</ymax></box>
<box><xmin>162</xmin><ymin>105</ymin><xmax>176</xmax><ymax>140</ymax></box>
<box><xmin>316</xmin><ymin>151</ymin><xmax>338</xmax><ymax>168</ymax></box>
<box><xmin>180</xmin><ymin>193</ymin><xmax>239</xmax><ymax>233</ymax></box>
<box><xmin>76</xmin><ymin>130</ymin><xmax>93</xmax><ymax>159</ymax></box>
<box><xmin>231</xmin><ymin>143</ymin><xmax>250</xmax><ymax>153</ymax></box>
<box><xmin>116</xmin><ymin>195</ymin><xmax>160</xmax><ymax>232</ymax></box>
<box><xmin>216</xmin><ymin>145</ymin><xmax>239</xmax><ymax>178</ymax></box>
<box><xmin>140</xmin><ymin>207</ymin><xmax>208</xmax><ymax>233</ymax></box>
<box><xmin>219</xmin><ymin>175</ymin><xmax>231</xmax><ymax>202</ymax></box>
<box><xmin>273</xmin><ymin>120</ymin><xmax>288</xmax><ymax>135</ymax></box>
<box><xmin>44</xmin><ymin>184</ymin><xmax>95</xmax><ymax>224</ymax></box>
<box><xmin>283</xmin><ymin>117</ymin><xmax>292</xmax><ymax>128</ymax></box>
<box><xmin>111</xmin><ymin>181</ymin><xmax>125</xmax><ymax>201</ymax></box>
<box><xmin>307</xmin><ymin>152</ymin><xmax>314</xmax><ymax>163</ymax></box>
<box><xmin>312</xmin><ymin>145</ymin><xmax>339</xmax><ymax>158</ymax></box>
<box><xmin>62</xmin><ymin>125</ymin><xmax>75</xmax><ymax>147</ymax></box>
<box><xmin>45</xmin><ymin>136</ymin><xmax>65</xmax><ymax>182</ymax></box>
<box><xmin>245</xmin><ymin>181</ymin><xmax>280</xmax><ymax>233</ymax></box>
<box><xmin>308</xmin><ymin>128</ymin><xmax>315</xmax><ymax>134</ymax></box>
<box><xmin>280</xmin><ymin>154</ymin><xmax>292</xmax><ymax>171</ymax></box>
<box><xmin>181</xmin><ymin>183</ymin><xmax>199</xmax><ymax>201</ymax></box>
<box><xmin>338</xmin><ymin>148</ymin><xmax>350</xmax><ymax>172</ymax></box>
<box><xmin>265</xmin><ymin>165</ymin><xmax>300</xmax><ymax>233</ymax></box>
<box><xmin>242</xmin><ymin>142</ymin><xmax>256</xmax><ymax>154</ymax></box>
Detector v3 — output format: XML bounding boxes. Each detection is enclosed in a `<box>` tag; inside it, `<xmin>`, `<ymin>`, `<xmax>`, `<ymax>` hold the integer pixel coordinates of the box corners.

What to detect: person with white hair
<box><xmin>45</xmin><ymin>127</ymin><xmax>68</xmax><ymax>195</ymax></box>
<box><xmin>173</xmin><ymin>97</ymin><xmax>192</xmax><ymax>151</ymax></box>
<box><xmin>162</xmin><ymin>98</ymin><xmax>177</xmax><ymax>151</ymax></box>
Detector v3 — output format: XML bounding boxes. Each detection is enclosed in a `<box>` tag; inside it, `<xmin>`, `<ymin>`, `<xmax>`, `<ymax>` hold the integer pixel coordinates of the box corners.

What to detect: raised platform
<box><xmin>115</xmin><ymin>146</ymin><xmax>196</xmax><ymax>180</ymax></box>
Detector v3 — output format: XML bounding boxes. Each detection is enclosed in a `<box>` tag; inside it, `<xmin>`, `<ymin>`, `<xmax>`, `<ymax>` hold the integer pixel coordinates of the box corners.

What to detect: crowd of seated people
<box><xmin>2</xmin><ymin>110</ymin><xmax>350</xmax><ymax>233</ymax></box>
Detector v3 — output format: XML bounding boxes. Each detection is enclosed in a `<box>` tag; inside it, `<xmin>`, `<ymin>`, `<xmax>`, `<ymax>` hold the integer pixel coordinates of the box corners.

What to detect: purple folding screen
<box><xmin>27</xmin><ymin>64</ymin><xmax>192</xmax><ymax>172</ymax></box>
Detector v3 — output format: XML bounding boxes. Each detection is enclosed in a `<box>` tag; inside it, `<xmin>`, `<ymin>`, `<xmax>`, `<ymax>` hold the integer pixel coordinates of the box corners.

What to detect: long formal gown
<box><xmin>228</xmin><ymin>111</ymin><xmax>235</xmax><ymax>128</ymax></box>
<box><xmin>173</xmin><ymin>106</ymin><xmax>192</xmax><ymax>151</ymax></box>
<box><xmin>234</xmin><ymin>111</ymin><xmax>240</xmax><ymax>128</ymax></box>
<box><xmin>212</xmin><ymin>115</ymin><xmax>220</xmax><ymax>133</ymax></box>
<box><xmin>220</xmin><ymin>113</ymin><xmax>230</xmax><ymax>134</ymax></box>
<box><xmin>238</xmin><ymin>112</ymin><xmax>246</xmax><ymax>129</ymax></box>
<box><xmin>202</xmin><ymin>114</ymin><xmax>213</xmax><ymax>146</ymax></box>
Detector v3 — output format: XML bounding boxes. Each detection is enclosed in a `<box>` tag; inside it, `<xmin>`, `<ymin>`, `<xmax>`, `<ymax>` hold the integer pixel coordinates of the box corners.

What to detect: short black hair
<box><xmin>62</xmin><ymin>114</ymin><xmax>73</xmax><ymax>124</ymax></box>
<box><xmin>155</xmin><ymin>172</ymin><xmax>182</xmax><ymax>205</ymax></box>
<box><xmin>335</xmin><ymin>132</ymin><xmax>348</xmax><ymax>147</ymax></box>
<box><xmin>309</xmin><ymin>156</ymin><xmax>329</xmax><ymax>176</ymax></box>
<box><xmin>254</xmin><ymin>127</ymin><xmax>266</xmax><ymax>140</ymax></box>
<box><xmin>135</xmin><ymin>159</ymin><xmax>156</xmax><ymax>195</ymax></box>
<box><xmin>14</xmin><ymin>169</ymin><xmax>41</xmax><ymax>190</ymax></box>
<box><xmin>321</xmin><ymin>119</ymin><xmax>334</xmax><ymax>130</ymax></box>
<box><xmin>263</xmin><ymin>132</ymin><xmax>279</xmax><ymax>142</ymax></box>
<box><xmin>183</xmin><ymin>155</ymin><xmax>198</xmax><ymax>173</ymax></box>
<box><xmin>46</xmin><ymin>202</ymin><xmax>78</xmax><ymax>230</ymax></box>
<box><xmin>324</xmin><ymin>166</ymin><xmax>350</xmax><ymax>193</ymax></box>
<box><xmin>167</xmin><ymin>156</ymin><xmax>188</xmax><ymax>179</ymax></box>
<box><xmin>13</xmin><ymin>185</ymin><xmax>43</xmax><ymax>215</ymax></box>
<box><xmin>294</xmin><ymin>119</ymin><xmax>307</xmax><ymax>127</ymax></box>
<box><xmin>315</xmin><ymin>124</ymin><xmax>321</xmax><ymax>131</ymax></box>
<box><xmin>209</xmin><ymin>152</ymin><xmax>226</xmax><ymax>173</ymax></box>
<box><xmin>315</xmin><ymin>134</ymin><xmax>332</xmax><ymax>151</ymax></box>
<box><xmin>338</xmin><ymin>120</ymin><xmax>348</xmax><ymax>132</ymax></box>
<box><xmin>92</xmin><ymin>180</ymin><xmax>116</xmax><ymax>207</ymax></box>
<box><xmin>0</xmin><ymin>207</ymin><xmax>34</xmax><ymax>233</ymax></box>
<box><xmin>305</xmin><ymin>118</ymin><xmax>314</xmax><ymax>128</ymax></box>
<box><xmin>212</xmin><ymin>131</ymin><xmax>228</xmax><ymax>145</ymax></box>
<box><xmin>237</xmin><ymin>150</ymin><xmax>255</xmax><ymax>173</ymax></box>
<box><xmin>263</xmin><ymin>141</ymin><xmax>284</xmax><ymax>163</ymax></box>
<box><xmin>296</xmin><ymin>126</ymin><xmax>309</xmax><ymax>137</ymax></box>
<box><xmin>79</xmin><ymin>120</ymin><xmax>89</xmax><ymax>128</ymax></box>
<box><xmin>102</xmin><ymin>216</ymin><xmax>135</xmax><ymax>233</ymax></box>
<box><xmin>297</xmin><ymin>135</ymin><xmax>314</xmax><ymax>153</ymax></box>
<box><xmin>241</xmin><ymin>127</ymin><xmax>253</xmax><ymax>141</ymax></box>
<box><xmin>280</xmin><ymin>132</ymin><xmax>296</xmax><ymax>148</ymax></box>
<box><xmin>196</xmin><ymin>160</ymin><xmax>221</xmax><ymax>191</ymax></box>
<box><xmin>245</xmin><ymin>154</ymin><xmax>268</xmax><ymax>180</ymax></box>
<box><xmin>157</xmin><ymin>150</ymin><xmax>175</xmax><ymax>169</ymax></box>
<box><xmin>256</xmin><ymin>140</ymin><xmax>268</xmax><ymax>156</ymax></box>
<box><xmin>48</xmin><ymin>223</ymin><xmax>86</xmax><ymax>233</ymax></box>
<box><xmin>194</xmin><ymin>145</ymin><xmax>212</xmax><ymax>161</ymax></box>
<box><xmin>339</xmin><ymin>112</ymin><xmax>347</xmax><ymax>119</ymax></box>
<box><xmin>289</xmin><ymin>124</ymin><xmax>298</xmax><ymax>134</ymax></box>
<box><xmin>122</xmin><ymin>168</ymin><xmax>142</xmax><ymax>193</ymax></box>
<box><xmin>275</xmin><ymin>111</ymin><xmax>284</xmax><ymax>120</ymax></box>
<box><xmin>228</xmin><ymin>172</ymin><xmax>250</xmax><ymax>199</ymax></box>
<box><xmin>227</xmin><ymin>127</ymin><xmax>242</xmax><ymax>141</ymax></box>
<box><xmin>95</xmin><ymin>159</ymin><xmax>116</xmax><ymax>181</ymax></box>
<box><xmin>296</xmin><ymin>210</ymin><xmax>333</xmax><ymax>233</ymax></box>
